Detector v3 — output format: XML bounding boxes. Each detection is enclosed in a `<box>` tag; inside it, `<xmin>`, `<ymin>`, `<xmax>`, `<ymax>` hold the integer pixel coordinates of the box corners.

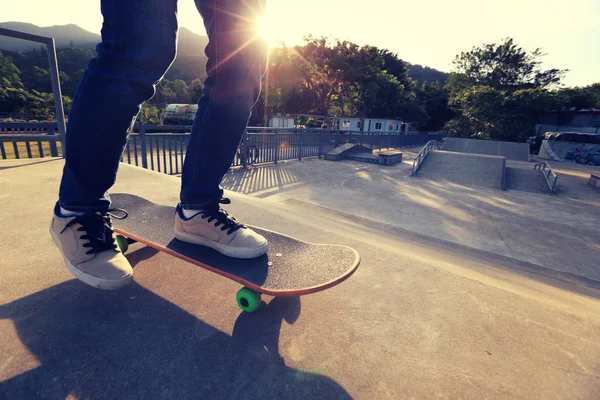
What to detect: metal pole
<box><xmin>298</xmin><ymin>130</ymin><xmax>303</xmax><ymax>161</ymax></box>
<box><xmin>0</xmin><ymin>28</ymin><xmax>67</xmax><ymax>156</ymax></box>
<box><xmin>274</xmin><ymin>132</ymin><xmax>279</xmax><ymax>164</ymax></box>
<box><xmin>140</xmin><ymin>126</ymin><xmax>148</xmax><ymax>169</ymax></box>
<box><xmin>241</xmin><ymin>131</ymin><xmax>248</xmax><ymax>169</ymax></box>
<box><xmin>45</xmin><ymin>38</ymin><xmax>67</xmax><ymax>155</ymax></box>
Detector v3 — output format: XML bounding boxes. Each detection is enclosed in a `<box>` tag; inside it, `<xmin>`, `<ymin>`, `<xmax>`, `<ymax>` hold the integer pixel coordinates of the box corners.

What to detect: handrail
<box><xmin>411</xmin><ymin>140</ymin><xmax>440</xmax><ymax>176</ymax></box>
<box><xmin>0</xmin><ymin>28</ymin><xmax>66</xmax><ymax>150</ymax></box>
<box><xmin>534</xmin><ymin>161</ymin><xmax>558</xmax><ymax>193</ymax></box>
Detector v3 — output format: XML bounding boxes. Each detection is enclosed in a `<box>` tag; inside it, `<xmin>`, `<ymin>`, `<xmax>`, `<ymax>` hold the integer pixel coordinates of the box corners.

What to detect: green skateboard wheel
<box><xmin>116</xmin><ymin>235</ymin><xmax>129</xmax><ymax>253</ymax></box>
<box><xmin>236</xmin><ymin>287</ymin><xmax>262</xmax><ymax>313</ymax></box>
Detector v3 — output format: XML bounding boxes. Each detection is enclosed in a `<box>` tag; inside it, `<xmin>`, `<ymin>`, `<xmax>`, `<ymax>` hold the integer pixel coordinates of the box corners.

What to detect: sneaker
<box><xmin>50</xmin><ymin>204</ymin><xmax>133</xmax><ymax>290</ymax></box>
<box><xmin>174</xmin><ymin>199</ymin><xmax>268</xmax><ymax>259</ymax></box>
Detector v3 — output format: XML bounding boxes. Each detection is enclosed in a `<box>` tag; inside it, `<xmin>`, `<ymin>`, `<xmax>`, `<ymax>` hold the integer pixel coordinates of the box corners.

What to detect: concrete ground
<box><xmin>220</xmin><ymin>152</ymin><xmax>600</xmax><ymax>284</ymax></box>
<box><xmin>2</xmin><ymin>158</ymin><xmax>600</xmax><ymax>399</ymax></box>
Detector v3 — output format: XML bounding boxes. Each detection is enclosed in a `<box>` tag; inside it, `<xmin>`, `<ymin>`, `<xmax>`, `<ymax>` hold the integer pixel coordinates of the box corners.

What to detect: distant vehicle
<box><xmin>163</xmin><ymin>104</ymin><xmax>198</xmax><ymax>125</ymax></box>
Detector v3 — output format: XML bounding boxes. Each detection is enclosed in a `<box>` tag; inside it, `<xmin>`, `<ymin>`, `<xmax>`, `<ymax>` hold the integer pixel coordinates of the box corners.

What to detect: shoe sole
<box><xmin>50</xmin><ymin>227</ymin><xmax>133</xmax><ymax>290</ymax></box>
<box><xmin>175</xmin><ymin>230</ymin><xmax>269</xmax><ymax>259</ymax></box>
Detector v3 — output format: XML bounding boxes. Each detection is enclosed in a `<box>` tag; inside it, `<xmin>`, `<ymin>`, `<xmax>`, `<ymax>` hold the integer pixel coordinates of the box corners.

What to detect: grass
<box><xmin>0</xmin><ymin>140</ymin><xmax>63</xmax><ymax>159</ymax></box>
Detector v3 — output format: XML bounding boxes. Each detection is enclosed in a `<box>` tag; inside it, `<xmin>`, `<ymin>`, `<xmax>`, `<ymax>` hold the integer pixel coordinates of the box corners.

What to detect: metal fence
<box><xmin>0</xmin><ymin>122</ymin><xmax>62</xmax><ymax>159</ymax></box>
<box><xmin>121</xmin><ymin>125</ymin><xmax>445</xmax><ymax>175</ymax></box>
<box><xmin>0</xmin><ymin>122</ymin><xmax>445</xmax><ymax>173</ymax></box>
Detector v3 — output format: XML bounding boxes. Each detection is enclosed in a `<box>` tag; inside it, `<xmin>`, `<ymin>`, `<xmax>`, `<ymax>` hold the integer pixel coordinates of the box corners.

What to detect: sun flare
<box><xmin>256</xmin><ymin>9</ymin><xmax>282</xmax><ymax>47</ymax></box>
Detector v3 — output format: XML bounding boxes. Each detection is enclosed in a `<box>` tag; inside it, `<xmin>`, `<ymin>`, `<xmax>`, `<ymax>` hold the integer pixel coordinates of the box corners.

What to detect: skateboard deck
<box><xmin>110</xmin><ymin>194</ymin><xmax>360</xmax><ymax>312</ymax></box>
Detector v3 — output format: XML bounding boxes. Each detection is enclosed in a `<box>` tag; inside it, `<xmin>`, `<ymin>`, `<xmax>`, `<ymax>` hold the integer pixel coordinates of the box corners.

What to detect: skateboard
<box><xmin>110</xmin><ymin>194</ymin><xmax>360</xmax><ymax>313</ymax></box>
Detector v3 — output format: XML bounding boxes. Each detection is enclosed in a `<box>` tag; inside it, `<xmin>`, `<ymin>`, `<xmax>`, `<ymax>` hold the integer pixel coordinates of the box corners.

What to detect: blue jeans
<box><xmin>58</xmin><ymin>0</ymin><xmax>267</xmax><ymax>212</ymax></box>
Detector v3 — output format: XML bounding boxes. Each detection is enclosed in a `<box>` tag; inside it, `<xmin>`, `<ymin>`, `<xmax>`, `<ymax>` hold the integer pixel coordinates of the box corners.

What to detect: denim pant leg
<box><xmin>180</xmin><ymin>0</ymin><xmax>268</xmax><ymax>209</ymax></box>
<box><xmin>58</xmin><ymin>0</ymin><xmax>178</xmax><ymax>212</ymax></box>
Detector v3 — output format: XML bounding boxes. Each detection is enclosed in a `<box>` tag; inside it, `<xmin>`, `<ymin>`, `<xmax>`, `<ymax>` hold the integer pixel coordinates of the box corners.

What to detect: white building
<box><xmin>266</xmin><ymin>114</ymin><xmax>411</xmax><ymax>133</ymax></box>
<box><xmin>333</xmin><ymin>118</ymin><xmax>409</xmax><ymax>134</ymax></box>
<box><xmin>267</xmin><ymin>115</ymin><xmax>296</xmax><ymax>128</ymax></box>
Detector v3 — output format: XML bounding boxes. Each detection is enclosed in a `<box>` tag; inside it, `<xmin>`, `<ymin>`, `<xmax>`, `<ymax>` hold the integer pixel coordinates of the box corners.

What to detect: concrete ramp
<box><xmin>505</xmin><ymin>166</ymin><xmax>550</xmax><ymax>193</ymax></box>
<box><xmin>443</xmin><ymin>137</ymin><xmax>529</xmax><ymax>162</ymax></box>
<box><xmin>416</xmin><ymin>150</ymin><xmax>506</xmax><ymax>189</ymax></box>
<box><xmin>347</xmin><ymin>150</ymin><xmax>403</xmax><ymax>166</ymax></box>
<box><xmin>325</xmin><ymin>143</ymin><xmax>371</xmax><ymax>161</ymax></box>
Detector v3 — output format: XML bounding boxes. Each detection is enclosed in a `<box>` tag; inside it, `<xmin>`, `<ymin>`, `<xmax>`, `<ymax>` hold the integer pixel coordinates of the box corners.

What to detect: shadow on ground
<box><xmin>221</xmin><ymin>163</ymin><xmax>302</xmax><ymax>195</ymax></box>
<box><xmin>0</xmin><ymin>158</ymin><xmax>61</xmax><ymax>171</ymax></box>
<box><xmin>0</xmin><ymin>249</ymin><xmax>350</xmax><ymax>399</ymax></box>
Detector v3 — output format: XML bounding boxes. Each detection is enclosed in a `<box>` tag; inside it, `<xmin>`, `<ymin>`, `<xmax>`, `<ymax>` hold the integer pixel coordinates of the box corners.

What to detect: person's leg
<box><xmin>59</xmin><ymin>0</ymin><xmax>178</xmax><ymax>213</ymax></box>
<box><xmin>180</xmin><ymin>0</ymin><xmax>267</xmax><ymax>207</ymax></box>
<box><xmin>174</xmin><ymin>0</ymin><xmax>269</xmax><ymax>259</ymax></box>
<box><xmin>51</xmin><ymin>0</ymin><xmax>178</xmax><ymax>289</ymax></box>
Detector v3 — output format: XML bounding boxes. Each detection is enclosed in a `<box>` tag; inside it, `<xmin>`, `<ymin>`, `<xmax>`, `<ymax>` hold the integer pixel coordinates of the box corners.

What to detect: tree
<box><xmin>445</xmin><ymin>85</ymin><xmax>560</xmax><ymax>142</ymax></box>
<box><xmin>0</xmin><ymin>53</ymin><xmax>23</xmax><ymax>89</ymax></box>
<box><xmin>415</xmin><ymin>81</ymin><xmax>454</xmax><ymax>131</ymax></box>
<box><xmin>452</xmin><ymin>37</ymin><xmax>566</xmax><ymax>91</ymax></box>
<box><xmin>137</xmin><ymin>103</ymin><xmax>164</xmax><ymax>125</ymax></box>
<box><xmin>189</xmin><ymin>79</ymin><xmax>204</xmax><ymax>103</ymax></box>
<box><xmin>171</xmin><ymin>79</ymin><xmax>190</xmax><ymax>103</ymax></box>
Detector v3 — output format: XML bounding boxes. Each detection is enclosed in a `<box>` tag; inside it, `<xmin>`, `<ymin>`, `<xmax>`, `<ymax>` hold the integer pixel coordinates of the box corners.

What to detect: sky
<box><xmin>2</xmin><ymin>0</ymin><xmax>599</xmax><ymax>87</ymax></box>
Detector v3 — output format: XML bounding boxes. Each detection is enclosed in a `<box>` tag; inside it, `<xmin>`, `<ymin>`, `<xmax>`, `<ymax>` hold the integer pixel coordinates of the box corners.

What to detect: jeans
<box><xmin>58</xmin><ymin>0</ymin><xmax>267</xmax><ymax>212</ymax></box>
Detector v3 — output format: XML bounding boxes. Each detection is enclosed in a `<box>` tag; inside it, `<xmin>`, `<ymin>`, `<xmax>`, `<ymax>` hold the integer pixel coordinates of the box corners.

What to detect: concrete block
<box><xmin>416</xmin><ymin>150</ymin><xmax>506</xmax><ymax>190</ymax></box>
<box><xmin>442</xmin><ymin>137</ymin><xmax>529</xmax><ymax>162</ymax></box>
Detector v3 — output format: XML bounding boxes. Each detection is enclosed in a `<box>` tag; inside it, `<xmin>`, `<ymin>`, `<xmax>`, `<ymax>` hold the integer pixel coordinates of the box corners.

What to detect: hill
<box><xmin>0</xmin><ymin>22</ymin><xmax>100</xmax><ymax>50</ymax></box>
<box><xmin>406</xmin><ymin>63</ymin><xmax>449</xmax><ymax>84</ymax></box>
<box><xmin>1</xmin><ymin>22</ymin><xmax>448</xmax><ymax>84</ymax></box>
<box><xmin>0</xmin><ymin>22</ymin><xmax>209</xmax><ymax>57</ymax></box>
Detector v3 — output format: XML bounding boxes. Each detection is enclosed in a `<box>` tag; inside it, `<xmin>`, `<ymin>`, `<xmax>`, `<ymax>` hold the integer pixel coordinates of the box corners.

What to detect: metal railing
<box><xmin>119</xmin><ymin>125</ymin><xmax>444</xmax><ymax>174</ymax></box>
<box><xmin>534</xmin><ymin>161</ymin><xmax>558</xmax><ymax>193</ymax></box>
<box><xmin>0</xmin><ymin>28</ymin><xmax>67</xmax><ymax>146</ymax></box>
<box><xmin>0</xmin><ymin>120</ymin><xmax>444</xmax><ymax>172</ymax></box>
<box><xmin>410</xmin><ymin>140</ymin><xmax>441</xmax><ymax>176</ymax></box>
<box><xmin>0</xmin><ymin>122</ymin><xmax>62</xmax><ymax>159</ymax></box>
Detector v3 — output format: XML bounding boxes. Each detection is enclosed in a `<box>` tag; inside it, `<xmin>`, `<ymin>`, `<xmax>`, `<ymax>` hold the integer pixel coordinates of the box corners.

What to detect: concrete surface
<box><xmin>221</xmin><ymin>156</ymin><xmax>600</xmax><ymax>284</ymax></box>
<box><xmin>2</xmin><ymin>159</ymin><xmax>600</xmax><ymax>399</ymax></box>
<box><xmin>415</xmin><ymin>150</ymin><xmax>506</xmax><ymax>190</ymax></box>
<box><xmin>443</xmin><ymin>137</ymin><xmax>530</xmax><ymax>162</ymax></box>
<box><xmin>505</xmin><ymin>163</ymin><xmax>551</xmax><ymax>194</ymax></box>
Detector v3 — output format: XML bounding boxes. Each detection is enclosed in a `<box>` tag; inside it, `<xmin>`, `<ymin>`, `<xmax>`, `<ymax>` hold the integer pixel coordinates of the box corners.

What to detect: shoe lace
<box><xmin>60</xmin><ymin>209</ymin><xmax>128</xmax><ymax>255</ymax></box>
<box><xmin>198</xmin><ymin>199</ymin><xmax>244</xmax><ymax>235</ymax></box>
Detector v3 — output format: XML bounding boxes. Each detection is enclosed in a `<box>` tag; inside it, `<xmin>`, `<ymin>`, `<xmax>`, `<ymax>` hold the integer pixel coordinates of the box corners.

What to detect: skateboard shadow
<box><xmin>232</xmin><ymin>296</ymin><xmax>302</xmax><ymax>366</ymax></box>
<box><xmin>0</xmin><ymin>282</ymin><xmax>350</xmax><ymax>399</ymax></box>
<box><xmin>125</xmin><ymin>245</ymin><xmax>160</xmax><ymax>268</ymax></box>
<box><xmin>166</xmin><ymin>239</ymin><xmax>270</xmax><ymax>286</ymax></box>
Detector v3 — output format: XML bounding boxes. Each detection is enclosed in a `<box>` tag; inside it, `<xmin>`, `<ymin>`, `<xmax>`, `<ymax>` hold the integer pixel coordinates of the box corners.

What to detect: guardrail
<box><xmin>0</xmin><ymin>28</ymin><xmax>67</xmax><ymax>142</ymax></box>
<box><xmin>410</xmin><ymin>140</ymin><xmax>441</xmax><ymax>176</ymax></box>
<box><xmin>121</xmin><ymin>126</ymin><xmax>444</xmax><ymax>175</ymax></box>
<box><xmin>1</xmin><ymin>121</ymin><xmax>445</xmax><ymax>173</ymax></box>
<box><xmin>0</xmin><ymin>122</ymin><xmax>62</xmax><ymax>159</ymax></box>
<box><xmin>534</xmin><ymin>161</ymin><xmax>558</xmax><ymax>193</ymax></box>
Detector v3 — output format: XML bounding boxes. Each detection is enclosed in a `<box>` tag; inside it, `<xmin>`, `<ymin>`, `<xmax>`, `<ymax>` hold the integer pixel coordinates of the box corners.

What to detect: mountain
<box><xmin>1</xmin><ymin>22</ymin><xmax>447</xmax><ymax>86</ymax></box>
<box><xmin>0</xmin><ymin>22</ymin><xmax>209</xmax><ymax>56</ymax></box>
<box><xmin>176</xmin><ymin>27</ymin><xmax>209</xmax><ymax>56</ymax></box>
<box><xmin>0</xmin><ymin>22</ymin><xmax>100</xmax><ymax>50</ymax></box>
<box><xmin>406</xmin><ymin>63</ymin><xmax>449</xmax><ymax>84</ymax></box>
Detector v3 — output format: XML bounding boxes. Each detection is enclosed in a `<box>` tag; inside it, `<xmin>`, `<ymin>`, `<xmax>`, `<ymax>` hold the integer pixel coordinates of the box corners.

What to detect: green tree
<box><xmin>0</xmin><ymin>52</ymin><xmax>23</xmax><ymax>89</ymax></box>
<box><xmin>171</xmin><ymin>79</ymin><xmax>190</xmax><ymax>103</ymax></box>
<box><xmin>189</xmin><ymin>79</ymin><xmax>204</xmax><ymax>103</ymax></box>
<box><xmin>453</xmin><ymin>37</ymin><xmax>566</xmax><ymax>91</ymax></box>
<box><xmin>137</xmin><ymin>103</ymin><xmax>164</xmax><ymax>125</ymax></box>
<box><xmin>445</xmin><ymin>85</ymin><xmax>559</xmax><ymax>142</ymax></box>
<box><xmin>415</xmin><ymin>81</ymin><xmax>454</xmax><ymax>131</ymax></box>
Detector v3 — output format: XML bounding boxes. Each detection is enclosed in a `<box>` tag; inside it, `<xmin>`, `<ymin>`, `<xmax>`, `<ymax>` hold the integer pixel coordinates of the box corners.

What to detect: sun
<box><xmin>256</xmin><ymin>9</ymin><xmax>282</xmax><ymax>47</ymax></box>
